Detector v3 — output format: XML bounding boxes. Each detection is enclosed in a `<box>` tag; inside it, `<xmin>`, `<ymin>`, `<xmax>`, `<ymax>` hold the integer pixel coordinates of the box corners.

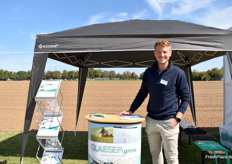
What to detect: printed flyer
<box><xmin>37</xmin><ymin>116</ymin><xmax>63</xmax><ymax>138</ymax></box>
<box><xmin>35</xmin><ymin>80</ymin><xmax>62</xmax><ymax>99</ymax></box>
<box><xmin>41</xmin><ymin>150</ymin><xmax>63</xmax><ymax>163</ymax></box>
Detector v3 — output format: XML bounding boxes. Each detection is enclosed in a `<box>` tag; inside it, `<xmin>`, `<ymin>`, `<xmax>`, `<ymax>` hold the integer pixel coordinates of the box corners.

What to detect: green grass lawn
<box><xmin>0</xmin><ymin>128</ymin><xmax>231</xmax><ymax>164</ymax></box>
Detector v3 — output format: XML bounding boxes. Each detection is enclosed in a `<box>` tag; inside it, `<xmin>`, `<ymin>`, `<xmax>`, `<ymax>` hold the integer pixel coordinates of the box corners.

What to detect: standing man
<box><xmin>120</xmin><ymin>39</ymin><xmax>190</xmax><ymax>164</ymax></box>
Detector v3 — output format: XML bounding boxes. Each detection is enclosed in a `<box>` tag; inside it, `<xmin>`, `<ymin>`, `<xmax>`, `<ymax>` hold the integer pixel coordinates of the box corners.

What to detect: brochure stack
<box><xmin>34</xmin><ymin>80</ymin><xmax>64</xmax><ymax>164</ymax></box>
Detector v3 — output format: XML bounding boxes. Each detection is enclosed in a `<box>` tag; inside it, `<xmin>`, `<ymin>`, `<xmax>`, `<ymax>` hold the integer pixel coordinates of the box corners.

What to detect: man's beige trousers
<box><xmin>145</xmin><ymin>116</ymin><xmax>179</xmax><ymax>164</ymax></box>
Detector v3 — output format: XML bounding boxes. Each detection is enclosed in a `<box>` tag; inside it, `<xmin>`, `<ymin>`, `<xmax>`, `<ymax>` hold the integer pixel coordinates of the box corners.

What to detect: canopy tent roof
<box><xmin>35</xmin><ymin>20</ymin><xmax>232</xmax><ymax>68</ymax></box>
<box><xmin>20</xmin><ymin>20</ymin><xmax>232</xmax><ymax>163</ymax></box>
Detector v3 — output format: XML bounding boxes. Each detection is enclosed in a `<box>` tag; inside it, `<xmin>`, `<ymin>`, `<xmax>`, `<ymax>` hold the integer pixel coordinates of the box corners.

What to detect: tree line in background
<box><xmin>0</xmin><ymin>67</ymin><xmax>223</xmax><ymax>81</ymax></box>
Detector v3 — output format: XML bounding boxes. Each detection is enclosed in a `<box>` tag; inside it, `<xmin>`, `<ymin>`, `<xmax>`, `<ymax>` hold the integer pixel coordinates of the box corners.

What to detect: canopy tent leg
<box><xmin>186</xmin><ymin>66</ymin><xmax>197</xmax><ymax>126</ymax></box>
<box><xmin>225</xmin><ymin>52</ymin><xmax>232</xmax><ymax>80</ymax></box>
<box><xmin>224</xmin><ymin>52</ymin><xmax>232</xmax><ymax>125</ymax></box>
<box><xmin>74</xmin><ymin>67</ymin><xmax>88</xmax><ymax>135</ymax></box>
<box><xmin>20</xmin><ymin>53</ymin><xmax>48</xmax><ymax>164</ymax></box>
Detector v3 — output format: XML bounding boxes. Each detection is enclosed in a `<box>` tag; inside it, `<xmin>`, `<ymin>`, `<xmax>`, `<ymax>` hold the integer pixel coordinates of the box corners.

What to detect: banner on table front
<box><xmin>88</xmin><ymin>122</ymin><xmax>141</xmax><ymax>163</ymax></box>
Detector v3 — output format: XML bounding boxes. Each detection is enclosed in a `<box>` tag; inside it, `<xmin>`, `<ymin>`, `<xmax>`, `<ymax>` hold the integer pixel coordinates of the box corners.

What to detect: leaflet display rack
<box><xmin>34</xmin><ymin>80</ymin><xmax>64</xmax><ymax>164</ymax></box>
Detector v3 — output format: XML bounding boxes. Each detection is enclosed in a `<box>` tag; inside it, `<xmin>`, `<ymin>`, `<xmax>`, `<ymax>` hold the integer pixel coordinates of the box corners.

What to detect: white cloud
<box><xmin>109</xmin><ymin>18</ymin><xmax>125</xmax><ymax>22</ymax></box>
<box><xmin>109</xmin><ymin>10</ymin><xmax>147</xmax><ymax>22</ymax></box>
<box><xmin>171</xmin><ymin>0</ymin><xmax>215</xmax><ymax>15</ymax></box>
<box><xmin>30</xmin><ymin>33</ymin><xmax>36</xmax><ymax>40</ymax></box>
<box><xmin>144</xmin><ymin>0</ymin><xmax>218</xmax><ymax>20</ymax></box>
<box><xmin>144</xmin><ymin>0</ymin><xmax>163</xmax><ymax>19</ymax></box>
<box><xmin>143</xmin><ymin>0</ymin><xmax>232</xmax><ymax>30</ymax></box>
<box><xmin>88</xmin><ymin>13</ymin><xmax>106</xmax><ymax>25</ymax></box>
<box><xmin>193</xmin><ymin>6</ymin><xmax>232</xmax><ymax>29</ymax></box>
<box><xmin>132</xmin><ymin>9</ymin><xmax>147</xmax><ymax>19</ymax></box>
<box><xmin>118</xmin><ymin>12</ymin><xmax>128</xmax><ymax>17</ymax></box>
<box><xmin>109</xmin><ymin>12</ymin><xmax>128</xmax><ymax>22</ymax></box>
<box><xmin>30</xmin><ymin>32</ymin><xmax>49</xmax><ymax>40</ymax></box>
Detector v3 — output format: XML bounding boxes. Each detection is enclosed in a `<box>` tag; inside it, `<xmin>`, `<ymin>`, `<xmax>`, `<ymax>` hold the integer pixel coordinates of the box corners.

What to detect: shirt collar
<box><xmin>151</xmin><ymin>61</ymin><xmax>172</xmax><ymax>72</ymax></box>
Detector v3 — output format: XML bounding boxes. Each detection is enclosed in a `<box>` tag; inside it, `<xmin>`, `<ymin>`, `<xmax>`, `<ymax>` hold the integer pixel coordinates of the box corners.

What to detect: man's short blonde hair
<box><xmin>154</xmin><ymin>39</ymin><xmax>171</xmax><ymax>49</ymax></box>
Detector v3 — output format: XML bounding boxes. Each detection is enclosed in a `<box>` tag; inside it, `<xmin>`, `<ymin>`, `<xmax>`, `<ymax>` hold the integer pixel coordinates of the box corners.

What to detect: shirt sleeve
<box><xmin>177</xmin><ymin>70</ymin><xmax>190</xmax><ymax>114</ymax></box>
<box><xmin>129</xmin><ymin>70</ymin><xmax>149</xmax><ymax>113</ymax></box>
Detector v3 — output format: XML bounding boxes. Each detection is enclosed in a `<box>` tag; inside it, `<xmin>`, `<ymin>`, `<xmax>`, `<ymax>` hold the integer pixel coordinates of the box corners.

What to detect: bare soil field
<box><xmin>0</xmin><ymin>81</ymin><xmax>224</xmax><ymax>132</ymax></box>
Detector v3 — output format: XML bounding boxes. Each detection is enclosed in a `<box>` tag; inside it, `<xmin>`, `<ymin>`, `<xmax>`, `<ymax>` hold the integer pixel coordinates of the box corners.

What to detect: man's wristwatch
<box><xmin>175</xmin><ymin>117</ymin><xmax>181</xmax><ymax>123</ymax></box>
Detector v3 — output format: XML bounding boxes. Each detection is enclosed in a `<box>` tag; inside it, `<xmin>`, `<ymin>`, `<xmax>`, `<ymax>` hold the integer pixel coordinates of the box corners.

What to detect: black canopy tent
<box><xmin>20</xmin><ymin>20</ymin><xmax>232</xmax><ymax>163</ymax></box>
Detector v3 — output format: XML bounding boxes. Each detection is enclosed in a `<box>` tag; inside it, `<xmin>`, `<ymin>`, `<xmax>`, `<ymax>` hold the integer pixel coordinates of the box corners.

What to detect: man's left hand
<box><xmin>170</xmin><ymin>118</ymin><xmax>179</xmax><ymax>127</ymax></box>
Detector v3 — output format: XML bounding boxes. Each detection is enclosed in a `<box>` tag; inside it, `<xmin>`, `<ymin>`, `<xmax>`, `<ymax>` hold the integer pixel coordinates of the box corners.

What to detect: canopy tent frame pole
<box><xmin>186</xmin><ymin>65</ymin><xmax>197</xmax><ymax>126</ymax></box>
<box><xmin>74</xmin><ymin>66</ymin><xmax>88</xmax><ymax>136</ymax></box>
<box><xmin>226</xmin><ymin>52</ymin><xmax>232</xmax><ymax>80</ymax></box>
<box><xmin>20</xmin><ymin>53</ymin><xmax>48</xmax><ymax>164</ymax></box>
<box><xmin>223</xmin><ymin>52</ymin><xmax>232</xmax><ymax>125</ymax></box>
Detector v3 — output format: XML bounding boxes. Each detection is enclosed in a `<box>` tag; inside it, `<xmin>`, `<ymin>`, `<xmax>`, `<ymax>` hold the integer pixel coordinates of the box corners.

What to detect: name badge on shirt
<box><xmin>160</xmin><ymin>79</ymin><xmax>168</xmax><ymax>85</ymax></box>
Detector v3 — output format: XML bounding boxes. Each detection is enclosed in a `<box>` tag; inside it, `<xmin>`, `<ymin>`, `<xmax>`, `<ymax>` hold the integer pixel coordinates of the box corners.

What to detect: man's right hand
<box><xmin>119</xmin><ymin>110</ymin><xmax>133</xmax><ymax>116</ymax></box>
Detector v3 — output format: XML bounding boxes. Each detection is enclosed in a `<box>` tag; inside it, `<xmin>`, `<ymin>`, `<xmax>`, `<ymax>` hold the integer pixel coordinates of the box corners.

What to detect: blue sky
<box><xmin>1</xmin><ymin>0</ymin><xmax>232</xmax><ymax>75</ymax></box>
